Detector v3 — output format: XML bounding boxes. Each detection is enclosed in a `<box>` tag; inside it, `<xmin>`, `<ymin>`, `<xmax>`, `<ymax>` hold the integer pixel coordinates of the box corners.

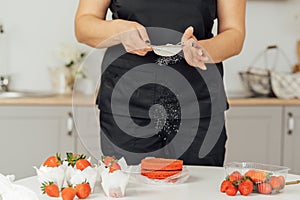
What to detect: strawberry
<box><xmin>76</xmin><ymin>159</ymin><xmax>92</xmax><ymax>171</ymax></box>
<box><xmin>43</xmin><ymin>153</ymin><xmax>62</xmax><ymax>167</ymax></box>
<box><xmin>238</xmin><ymin>180</ymin><xmax>254</xmax><ymax>196</ymax></box>
<box><xmin>102</xmin><ymin>156</ymin><xmax>117</xmax><ymax>166</ymax></box>
<box><xmin>66</xmin><ymin>152</ymin><xmax>91</xmax><ymax>171</ymax></box>
<box><xmin>270</xmin><ymin>176</ymin><xmax>281</xmax><ymax>191</ymax></box>
<box><xmin>228</xmin><ymin>171</ymin><xmax>242</xmax><ymax>182</ymax></box>
<box><xmin>220</xmin><ymin>180</ymin><xmax>232</xmax><ymax>193</ymax></box>
<box><xmin>62</xmin><ymin>186</ymin><xmax>77</xmax><ymax>200</ymax></box>
<box><xmin>76</xmin><ymin>181</ymin><xmax>91</xmax><ymax>199</ymax></box>
<box><xmin>101</xmin><ymin>155</ymin><xmax>121</xmax><ymax>173</ymax></box>
<box><xmin>41</xmin><ymin>182</ymin><xmax>59</xmax><ymax>197</ymax></box>
<box><xmin>278</xmin><ymin>175</ymin><xmax>285</xmax><ymax>189</ymax></box>
<box><xmin>225</xmin><ymin>184</ymin><xmax>238</xmax><ymax>196</ymax></box>
<box><xmin>109</xmin><ymin>162</ymin><xmax>121</xmax><ymax>173</ymax></box>
<box><xmin>108</xmin><ymin>187</ymin><xmax>122</xmax><ymax>198</ymax></box>
<box><xmin>66</xmin><ymin>152</ymin><xmax>83</xmax><ymax>166</ymax></box>
<box><xmin>257</xmin><ymin>183</ymin><xmax>272</xmax><ymax>194</ymax></box>
<box><xmin>245</xmin><ymin>170</ymin><xmax>267</xmax><ymax>183</ymax></box>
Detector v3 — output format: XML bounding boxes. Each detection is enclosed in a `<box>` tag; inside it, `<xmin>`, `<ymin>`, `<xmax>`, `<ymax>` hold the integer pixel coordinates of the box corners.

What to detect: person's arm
<box><xmin>200</xmin><ymin>0</ymin><xmax>246</xmax><ymax>63</ymax></box>
<box><xmin>182</xmin><ymin>0</ymin><xmax>246</xmax><ymax>69</ymax></box>
<box><xmin>75</xmin><ymin>0</ymin><xmax>151</xmax><ymax>55</ymax></box>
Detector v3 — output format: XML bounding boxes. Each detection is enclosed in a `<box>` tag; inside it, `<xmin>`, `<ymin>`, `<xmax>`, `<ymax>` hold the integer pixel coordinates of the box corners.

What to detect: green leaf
<box><xmin>65</xmin><ymin>60</ymin><xmax>74</xmax><ymax>68</ymax></box>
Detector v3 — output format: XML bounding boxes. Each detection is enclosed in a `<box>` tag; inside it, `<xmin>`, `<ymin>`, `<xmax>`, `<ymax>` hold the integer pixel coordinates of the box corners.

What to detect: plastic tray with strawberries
<box><xmin>221</xmin><ymin>162</ymin><xmax>289</xmax><ymax>196</ymax></box>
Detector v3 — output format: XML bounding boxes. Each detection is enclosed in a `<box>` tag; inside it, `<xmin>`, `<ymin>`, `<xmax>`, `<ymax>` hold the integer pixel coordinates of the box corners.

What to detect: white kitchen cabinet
<box><xmin>0</xmin><ymin>106</ymin><xmax>75</xmax><ymax>179</ymax></box>
<box><xmin>224</xmin><ymin>106</ymin><xmax>283</xmax><ymax>166</ymax></box>
<box><xmin>283</xmin><ymin>106</ymin><xmax>300</xmax><ymax>174</ymax></box>
<box><xmin>2</xmin><ymin>102</ymin><xmax>299</xmax><ymax>179</ymax></box>
<box><xmin>73</xmin><ymin>106</ymin><xmax>100</xmax><ymax>163</ymax></box>
<box><xmin>0</xmin><ymin>106</ymin><xmax>76</xmax><ymax>179</ymax></box>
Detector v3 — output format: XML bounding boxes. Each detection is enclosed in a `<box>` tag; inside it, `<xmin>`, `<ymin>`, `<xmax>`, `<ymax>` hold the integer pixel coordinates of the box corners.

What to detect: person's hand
<box><xmin>181</xmin><ymin>26</ymin><xmax>209</xmax><ymax>70</ymax></box>
<box><xmin>117</xmin><ymin>20</ymin><xmax>152</xmax><ymax>56</ymax></box>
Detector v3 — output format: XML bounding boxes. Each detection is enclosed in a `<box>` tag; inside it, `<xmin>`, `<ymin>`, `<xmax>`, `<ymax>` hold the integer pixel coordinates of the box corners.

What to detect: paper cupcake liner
<box><xmin>65</xmin><ymin>165</ymin><xmax>100</xmax><ymax>193</ymax></box>
<box><xmin>99</xmin><ymin>157</ymin><xmax>130</xmax><ymax>198</ymax></box>
<box><xmin>101</xmin><ymin>169</ymin><xmax>129</xmax><ymax>198</ymax></box>
<box><xmin>33</xmin><ymin>165</ymin><xmax>66</xmax><ymax>189</ymax></box>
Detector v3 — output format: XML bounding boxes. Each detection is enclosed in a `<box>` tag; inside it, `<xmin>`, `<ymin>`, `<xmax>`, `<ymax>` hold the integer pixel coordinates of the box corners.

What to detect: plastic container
<box><xmin>224</xmin><ymin>162</ymin><xmax>289</xmax><ymax>194</ymax></box>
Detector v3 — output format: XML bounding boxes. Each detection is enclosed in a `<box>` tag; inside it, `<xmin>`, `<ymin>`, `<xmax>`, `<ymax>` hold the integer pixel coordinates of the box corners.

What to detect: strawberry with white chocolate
<box><xmin>101</xmin><ymin>156</ymin><xmax>121</xmax><ymax>173</ymax></box>
<box><xmin>100</xmin><ymin>156</ymin><xmax>129</xmax><ymax>198</ymax></box>
<box><xmin>66</xmin><ymin>152</ymin><xmax>92</xmax><ymax>171</ymax></box>
<box><xmin>43</xmin><ymin>153</ymin><xmax>62</xmax><ymax>168</ymax></box>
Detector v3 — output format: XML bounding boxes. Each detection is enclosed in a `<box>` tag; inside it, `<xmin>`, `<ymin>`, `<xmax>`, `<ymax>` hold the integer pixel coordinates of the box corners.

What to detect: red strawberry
<box><xmin>257</xmin><ymin>183</ymin><xmax>272</xmax><ymax>194</ymax></box>
<box><xmin>270</xmin><ymin>176</ymin><xmax>281</xmax><ymax>191</ymax></box>
<box><xmin>108</xmin><ymin>187</ymin><xmax>122</xmax><ymax>198</ymax></box>
<box><xmin>278</xmin><ymin>175</ymin><xmax>285</xmax><ymax>189</ymax></box>
<box><xmin>102</xmin><ymin>156</ymin><xmax>117</xmax><ymax>166</ymax></box>
<box><xmin>225</xmin><ymin>184</ymin><xmax>238</xmax><ymax>196</ymax></box>
<box><xmin>41</xmin><ymin>182</ymin><xmax>59</xmax><ymax>197</ymax></box>
<box><xmin>76</xmin><ymin>159</ymin><xmax>92</xmax><ymax>171</ymax></box>
<box><xmin>228</xmin><ymin>171</ymin><xmax>242</xmax><ymax>182</ymax></box>
<box><xmin>62</xmin><ymin>186</ymin><xmax>76</xmax><ymax>200</ymax></box>
<box><xmin>220</xmin><ymin>180</ymin><xmax>232</xmax><ymax>193</ymax></box>
<box><xmin>245</xmin><ymin>170</ymin><xmax>267</xmax><ymax>183</ymax></box>
<box><xmin>238</xmin><ymin>180</ymin><xmax>254</xmax><ymax>196</ymax></box>
<box><xmin>43</xmin><ymin>153</ymin><xmax>62</xmax><ymax>167</ymax></box>
<box><xmin>66</xmin><ymin>152</ymin><xmax>91</xmax><ymax>171</ymax></box>
<box><xmin>109</xmin><ymin>162</ymin><xmax>121</xmax><ymax>173</ymax></box>
<box><xmin>75</xmin><ymin>181</ymin><xmax>91</xmax><ymax>199</ymax></box>
<box><xmin>66</xmin><ymin>152</ymin><xmax>81</xmax><ymax>166</ymax></box>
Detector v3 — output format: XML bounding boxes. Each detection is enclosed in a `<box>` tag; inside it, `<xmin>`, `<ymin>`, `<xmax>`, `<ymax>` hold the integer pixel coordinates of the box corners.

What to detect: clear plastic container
<box><xmin>224</xmin><ymin>162</ymin><xmax>290</xmax><ymax>194</ymax></box>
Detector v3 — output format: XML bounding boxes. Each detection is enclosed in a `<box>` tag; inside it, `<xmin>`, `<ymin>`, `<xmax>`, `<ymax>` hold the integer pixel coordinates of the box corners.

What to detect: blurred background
<box><xmin>0</xmin><ymin>0</ymin><xmax>300</xmax><ymax>179</ymax></box>
<box><xmin>0</xmin><ymin>0</ymin><xmax>299</xmax><ymax>94</ymax></box>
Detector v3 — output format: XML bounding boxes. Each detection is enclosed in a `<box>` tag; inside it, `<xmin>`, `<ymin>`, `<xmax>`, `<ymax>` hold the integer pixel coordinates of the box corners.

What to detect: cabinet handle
<box><xmin>67</xmin><ymin>112</ymin><xmax>73</xmax><ymax>136</ymax></box>
<box><xmin>288</xmin><ymin>112</ymin><xmax>295</xmax><ymax>135</ymax></box>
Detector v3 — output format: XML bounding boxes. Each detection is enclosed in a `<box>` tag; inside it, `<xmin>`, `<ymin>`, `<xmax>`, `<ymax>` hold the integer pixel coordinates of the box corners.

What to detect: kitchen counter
<box><xmin>0</xmin><ymin>93</ymin><xmax>96</xmax><ymax>106</ymax></box>
<box><xmin>0</xmin><ymin>94</ymin><xmax>300</xmax><ymax>106</ymax></box>
<box><xmin>15</xmin><ymin>166</ymin><xmax>300</xmax><ymax>200</ymax></box>
<box><xmin>228</xmin><ymin>98</ymin><xmax>300</xmax><ymax>106</ymax></box>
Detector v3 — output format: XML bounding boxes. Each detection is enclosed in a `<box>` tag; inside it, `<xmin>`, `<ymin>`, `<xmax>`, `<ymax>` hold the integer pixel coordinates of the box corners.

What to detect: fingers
<box><xmin>182</xmin><ymin>26</ymin><xmax>197</xmax><ymax>45</ymax></box>
<box><xmin>182</xmin><ymin>40</ymin><xmax>207</xmax><ymax>70</ymax></box>
<box><xmin>137</xmin><ymin>26</ymin><xmax>151</xmax><ymax>46</ymax></box>
<box><xmin>136</xmin><ymin>26</ymin><xmax>152</xmax><ymax>54</ymax></box>
<box><xmin>185</xmin><ymin>55</ymin><xmax>207</xmax><ymax>70</ymax></box>
<box><xmin>181</xmin><ymin>27</ymin><xmax>209</xmax><ymax>70</ymax></box>
<box><xmin>183</xmin><ymin>26</ymin><xmax>194</xmax><ymax>40</ymax></box>
<box><xmin>120</xmin><ymin>22</ymin><xmax>152</xmax><ymax>56</ymax></box>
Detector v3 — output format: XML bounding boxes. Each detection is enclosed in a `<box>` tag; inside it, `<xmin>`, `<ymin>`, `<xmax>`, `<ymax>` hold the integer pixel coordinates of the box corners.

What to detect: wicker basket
<box><xmin>239</xmin><ymin>68</ymin><xmax>274</xmax><ymax>97</ymax></box>
<box><xmin>239</xmin><ymin>45</ymin><xmax>291</xmax><ymax>97</ymax></box>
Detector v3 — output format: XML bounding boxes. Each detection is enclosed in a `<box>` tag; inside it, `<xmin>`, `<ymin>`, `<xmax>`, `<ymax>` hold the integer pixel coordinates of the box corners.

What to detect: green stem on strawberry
<box><xmin>66</xmin><ymin>152</ymin><xmax>86</xmax><ymax>167</ymax></box>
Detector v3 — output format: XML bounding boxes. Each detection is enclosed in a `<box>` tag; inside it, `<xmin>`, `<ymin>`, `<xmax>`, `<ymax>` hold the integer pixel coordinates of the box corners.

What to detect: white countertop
<box><xmin>15</xmin><ymin>166</ymin><xmax>300</xmax><ymax>200</ymax></box>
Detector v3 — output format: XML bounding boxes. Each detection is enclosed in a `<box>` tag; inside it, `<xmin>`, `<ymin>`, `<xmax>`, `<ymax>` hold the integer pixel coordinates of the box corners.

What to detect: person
<box><xmin>75</xmin><ymin>0</ymin><xmax>246</xmax><ymax>166</ymax></box>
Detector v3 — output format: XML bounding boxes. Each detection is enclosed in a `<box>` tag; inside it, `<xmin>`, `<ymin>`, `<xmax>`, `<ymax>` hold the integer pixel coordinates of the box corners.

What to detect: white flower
<box><xmin>56</xmin><ymin>43</ymin><xmax>87</xmax><ymax>79</ymax></box>
<box><xmin>57</xmin><ymin>43</ymin><xmax>86</xmax><ymax>68</ymax></box>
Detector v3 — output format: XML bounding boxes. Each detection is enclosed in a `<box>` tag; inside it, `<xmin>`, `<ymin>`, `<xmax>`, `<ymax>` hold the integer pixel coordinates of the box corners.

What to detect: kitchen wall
<box><xmin>0</xmin><ymin>0</ymin><xmax>299</xmax><ymax>93</ymax></box>
<box><xmin>0</xmin><ymin>0</ymin><xmax>83</xmax><ymax>90</ymax></box>
<box><xmin>224</xmin><ymin>0</ymin><xmax>300</xmax><ymax>96</ymax></box>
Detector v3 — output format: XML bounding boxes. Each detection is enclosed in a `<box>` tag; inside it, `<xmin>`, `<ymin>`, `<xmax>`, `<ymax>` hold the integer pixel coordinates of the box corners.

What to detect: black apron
<box><xmin>97</xmin><ymin>0</ymin><xmax>228</xmax><ymax>166</ymax></box>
